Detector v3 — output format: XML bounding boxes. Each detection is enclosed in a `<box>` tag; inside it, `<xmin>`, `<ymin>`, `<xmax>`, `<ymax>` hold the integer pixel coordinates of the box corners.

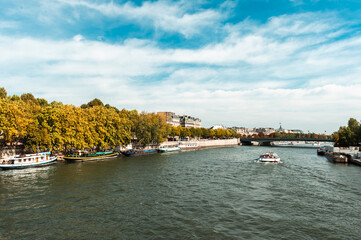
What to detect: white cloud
<box><xmin>58</xmin><ymin>0</ymin><xmax>224</xmax><ymax>37</ymax></box>
<box><xmin>1</xmin><ymin>11</ymin><xmax>361</xmax><ymax>132</ymax></box>
<box><xmin>73</xmin><ymin>34</ymin><xmax>84</xmax><ymax>42</ymax></box>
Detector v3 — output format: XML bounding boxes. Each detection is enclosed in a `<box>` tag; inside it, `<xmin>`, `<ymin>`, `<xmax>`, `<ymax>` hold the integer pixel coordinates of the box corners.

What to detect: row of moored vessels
<box><xmin>0</xmin><ymin>142</ymin><xmax>201</xmax><ymax>169</ymax></box>
<box><xmin>121</xmin><ymin>142</ymin><xmax>200</xmax><ymax>156</ymax></box>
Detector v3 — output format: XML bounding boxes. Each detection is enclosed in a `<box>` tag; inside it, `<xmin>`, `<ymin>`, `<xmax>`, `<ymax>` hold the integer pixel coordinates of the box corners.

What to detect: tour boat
<box><xmin>120</xmin><ymin>149</ymin><xmax>158</xmax><ymax>157</ymax></box>
<box><xmin>178</xmin><ymin>142</ymin><xmax>200</xmax><ymax>150</ymax></box>
<box><xmin>158</xmin><ymin>145</ymin><xmax>181</xmax><ymax>153</ymax></box>
<box><xmin>258</xmin><ymin>152</ymin><xmax>280</xmax><ymax>163</ymax></box>
<box><xmin>63</xmin><ymin>151</ymin><xmax>118</xmax><ymax>161</ymax></box>
<box><xmin>0</xmin><ymin>152</ymin><xmax>57</xmax><ymax>169</ymax></box>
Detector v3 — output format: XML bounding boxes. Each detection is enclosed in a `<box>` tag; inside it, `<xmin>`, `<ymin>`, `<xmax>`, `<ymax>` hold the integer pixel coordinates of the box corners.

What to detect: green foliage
<box><xmin>21</xmin><ymin>93</ymin><xmax>37</xmax><ymax>103</ymax></box>
<box><xmin>37</xmin><ymin>98</ymin><xmax>49</xmax><ymax>107</ymax></box>
<box><xmin>0</xmin><ymin>88</ymin><xmax>136</xmax><ymax>152</ymax></box>
<box><xmin>132</xmin><ymin>112</ymin><xmax>169</xmax><ymax>147</ymax></box>
<box><xmin>0</xmin><ymin>87</ymin><xmax>7</xmax><ymax>99</ymax></box>
<box><xmin>167</xmin><ymin>126</ymin><xmax>237</xmax><ymax>139</ymax></box>
<box><xmin>334</xmin><ymin>118</ymin><xmax>361</xmax><ymax>147</ymax></box>
<box><xmin>86</xmin><ymin>98</ymin><xmax>104</xmax><ymax>108</ymax></box>
<box><xmin>1</xmin><ymin>87</ymin><xmax>242</xmax><ymax>152</ymax></box>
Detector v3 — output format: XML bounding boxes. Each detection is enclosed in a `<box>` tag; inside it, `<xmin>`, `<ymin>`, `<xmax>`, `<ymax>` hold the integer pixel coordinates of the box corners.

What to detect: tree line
<box><xmin>333</xmin><ymin>118</ymin><xmax>361</xmax><ymax>147</ymax></box>
<box><xmin>0</xmin><ymin>88</ymin><xmax>237</xmax><ymax>152</ymax></box>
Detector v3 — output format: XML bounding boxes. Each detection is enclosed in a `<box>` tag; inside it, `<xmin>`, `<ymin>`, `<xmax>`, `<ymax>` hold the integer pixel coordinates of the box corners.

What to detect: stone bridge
<box><xmin>239</xmin><ymin>138</ymin><xmax>334</xmax><ymax>146</ymax></box>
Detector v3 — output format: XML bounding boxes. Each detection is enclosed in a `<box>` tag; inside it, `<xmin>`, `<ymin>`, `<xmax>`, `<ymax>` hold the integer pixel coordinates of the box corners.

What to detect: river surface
<box><xmin>1</xmin><ymin>146</ymin><xmax>361</xmax><ymax>239</ymax></box>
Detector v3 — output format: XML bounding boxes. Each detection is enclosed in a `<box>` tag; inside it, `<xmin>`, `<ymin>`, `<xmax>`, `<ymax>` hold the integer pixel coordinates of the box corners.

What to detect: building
<box><xmin>157</xmin><ymin>112</ymin><xmax>180</xmax><ymax>127</ymax></box>
<box><xmin>180</xmin><ymin>115</ymin><xmax>202</xmax><ymax>128</ymax></box>
<box><xmin>211</xmin><ymin>125</ymin><xmax>227</xmax><ymax>130</ymax></box>
<box><xmin>254</xmin><ymin>128</ymin><xmax>275</xmax><ymax>135</ymax></box>
<box><xmin>158</xmin><ymin>112</ymin><xmax>201</xmax><ymax>128</ymax></box>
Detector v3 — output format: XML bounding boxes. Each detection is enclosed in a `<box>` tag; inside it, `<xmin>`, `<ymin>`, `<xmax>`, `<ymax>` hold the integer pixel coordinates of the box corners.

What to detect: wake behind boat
<box><xmin>258</xmin><ymin>152</ymin><xmax>280</xmax><ymax>163</ymax></box>
<box><xmin>0</xmin><ymin>152</ymin><xmax>57</xmax><ymax>169</ymax></box>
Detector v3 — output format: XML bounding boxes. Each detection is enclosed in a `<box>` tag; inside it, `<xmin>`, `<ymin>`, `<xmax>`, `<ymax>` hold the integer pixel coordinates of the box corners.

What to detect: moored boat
<box><xmin>258</xmin><ymin>152</ymin><xmax>280</xmax><ymax>163</ymax></box>
<box><xmin>325</xmin><ymin>152</ymin><xmax>348</xmax><ymax>163</ymax></box>
<box><xmin>120</xmin><ymin>149</ymin><xmax>158</xmax><ymax>157</ymax></box>
<box><xmin>178</xmin><ymin>142</ymin><xmax>200</xmax><ymax>150</ymax></box>
<box><xmin>317</xmin><ymin>147</ymin><xmax>326</xmax><ymax>155</ymax></box>
<box><xmin>63</xmin><ymin>151</ymin><xmax>118</xmax><ymax>161</ymax></box>
<box><xmin>0</xmin><ymin>152</ymin><xmax>57</xmax><ymax>169</ymax></box>
<box><xmin>158</xmin><ymin>145</ymin><xmax>181</xmax><ymax>153</ymax></box>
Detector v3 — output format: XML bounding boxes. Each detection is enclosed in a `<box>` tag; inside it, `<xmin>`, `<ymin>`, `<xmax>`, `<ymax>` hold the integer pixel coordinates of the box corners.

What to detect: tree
<box><xmin>0</xmin><ymin>87</ymin><xmax>7</xmax><ymax>99</ymax></box>
<box><xmin>0</xmin><ymin>99</ymin><xmax>32</xmax><ymax>148</ymax></box>
<box><xmin>21</xmin><ymin>93</ymin><xmax>37</xmax><ymax>103</ymax></box>
<box><xmin>334</xmin><ymin>118</ymin><xmax>361</xmax><ymax>147</ymax></box>
<box><xmin>87</xmin><ymin>98</ymin><xmax>104</xmax><ymax>108</ymax></box>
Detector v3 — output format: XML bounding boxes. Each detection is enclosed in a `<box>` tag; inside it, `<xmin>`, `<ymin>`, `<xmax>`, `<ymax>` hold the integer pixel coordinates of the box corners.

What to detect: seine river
<box><xmin>1</xmin><ymin>146</ymin><xmax>361</xmax><ymax>239</ymax></box>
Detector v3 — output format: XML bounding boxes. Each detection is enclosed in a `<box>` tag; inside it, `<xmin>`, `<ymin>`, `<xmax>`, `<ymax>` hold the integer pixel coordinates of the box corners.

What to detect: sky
<box><xmin>1</xmin><ymin>0</ymin><xmax>361</xmax><ymax>133</ymax></box>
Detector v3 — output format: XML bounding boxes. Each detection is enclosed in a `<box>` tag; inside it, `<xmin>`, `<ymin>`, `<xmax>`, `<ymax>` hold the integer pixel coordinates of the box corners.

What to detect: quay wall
<box><xmin>161</xmin><ymin>138</ymin><xmax>239</xmax><ymax>148</ymax></box>
<box><xmin>0</xmin><ymin>145</ymin><xmax>23</xmax><ymax>159</ymax></box>
<box><xmin>197</xmin><ymin>139</ymin><xmax>239</xmax><ymax>148</ymax></box>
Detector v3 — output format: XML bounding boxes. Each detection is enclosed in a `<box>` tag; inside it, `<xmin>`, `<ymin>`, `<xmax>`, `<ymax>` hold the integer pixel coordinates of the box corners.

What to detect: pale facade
<box><xmin>158</xmin><ymin>112</ymin><xmax>201</xmax><ymax>128</ymax></box>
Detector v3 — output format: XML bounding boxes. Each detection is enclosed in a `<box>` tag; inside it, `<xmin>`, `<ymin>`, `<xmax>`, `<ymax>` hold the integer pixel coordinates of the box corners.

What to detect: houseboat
<box><xmin>178</xmin><ymin>142</ymin><xmax>200</xmax><ymax>150</ymax></box>
<box><xmin>317</xmin><ymin>147</ymin><xmax>326</xmax><ymax>155</ymax></box>
<box><xmin>325</xmin><ymin>152</ymin><xmax>348</xmax><ymax>163</ymax></box>
<box><xmin>158</xmin><ymin>145</ymin><xmax>181</xmax><ymax>153</ymax></box>
<box><xmin>120</xmin><ymin>149</ymin><xmax>158</xmax><ymax>157</ymax></box>
<box><xmin>0</xmin><ymin>152</ymin><xmax>57</xmax><ymax>169</ymax></box>
<box><xmin>63</xmin><ymin>151</ymin><xmax>118</xmax><ymax>161</ymax></box>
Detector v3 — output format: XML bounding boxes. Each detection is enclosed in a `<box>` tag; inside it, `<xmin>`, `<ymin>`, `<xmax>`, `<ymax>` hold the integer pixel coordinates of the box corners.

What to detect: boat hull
<box><xmin>158</xmin><ymin>147</ymin><xmax>181</xmax><ymax>153</ymax></box>
<box><xmin>64</xmin><ymin>152</ymin><xmax>118</xmax><ymax>161</ymax></box>
<box><xmin>258</xmin><ymin>157</ymin><xmax>280</xmax><ymax>163</ymax></box>
<box><xmin>325</xmin><ymin>152</ymin><xmax>348</xmax><ymax>163</ymax></box>
<box><xmin>120</xmin><ymin>149</ymin><xmax>158</xmax><ymax>157</ymax></box>
<box><xmin>317</xmin><ymin>148</ymin><xmax>325</xmax><ymax>155</ymax></box>
<box><xmin>0</xmin><ymin>157</ymin><xmax>57</xmax><ymax>169</ymax></box>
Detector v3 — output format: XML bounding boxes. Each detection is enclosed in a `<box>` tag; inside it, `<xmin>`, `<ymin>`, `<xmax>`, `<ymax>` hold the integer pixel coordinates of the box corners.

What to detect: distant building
<box><xmin>180</xmin><ymin>115</ymin><xmax>202</xmax><ymax>128</ymax></box>
<box><xmin>289</xmin><ymin>129</ymin><xmax>303</xmax><ymax>134</ymax></box>
<box><xmin>276</xmin><ymin>124</ymin><xmax>303</xmax><ymax>134</ymax></box>
<box><xmin>210</xmin><ymin>125</ymin><xmax>227</xmax><ymax>130</ymax></box>
<box><xmin>230</xmin><ymin>127</ymin><xmax>247</xmax><ymax>135</ymax></box>
<box><xmin>158</xmin><ymin>112</ymin><xmax>180</xmax><ymax>127</ymax></box>
<box><xmin>158</xmin><ymin>112</ymin><xmax>201</xmax><ymax>128</ymax></box>
<box><xmin>254</xmin><ymin>128</ymin><xmax>275</xmax><ymax>135</ymax></box>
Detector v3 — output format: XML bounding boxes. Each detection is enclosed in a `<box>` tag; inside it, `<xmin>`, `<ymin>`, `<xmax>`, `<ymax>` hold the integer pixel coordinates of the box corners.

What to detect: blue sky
<box><xmin>1</xmin><ymin>0</ymin><xmax>361</xmax><ymax>133</ymax></box>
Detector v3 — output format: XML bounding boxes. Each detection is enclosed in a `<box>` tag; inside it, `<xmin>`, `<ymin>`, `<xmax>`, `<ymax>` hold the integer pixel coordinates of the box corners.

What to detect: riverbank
<box><xmin>1</xmin><ymin>139</ymin><xmax>239</xmax><ymax>161</ymax></box>
<box><xmin>160</xmin><ymin>138</ymin><xmax>239</xmax><ymax>148</ymax></box>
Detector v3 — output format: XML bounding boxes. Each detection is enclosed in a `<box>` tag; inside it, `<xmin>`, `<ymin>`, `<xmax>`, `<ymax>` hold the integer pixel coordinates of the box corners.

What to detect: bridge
<box><xmin>239</xmin><ymin>137</ymin><xmax>334</xmax><ymax>146</ymax></box>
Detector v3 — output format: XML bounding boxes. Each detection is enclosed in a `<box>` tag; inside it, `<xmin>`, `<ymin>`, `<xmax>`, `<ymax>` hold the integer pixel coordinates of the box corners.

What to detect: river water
<box><xmin>1</xmin><ymin>146</ymin><xmax>360</xmax><ymax>239</ymax></box>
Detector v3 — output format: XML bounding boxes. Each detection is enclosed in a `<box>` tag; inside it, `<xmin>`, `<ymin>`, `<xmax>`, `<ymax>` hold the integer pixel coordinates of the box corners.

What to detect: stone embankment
<box><xmin>0</xmin><ymin>145</ymin><xmax>23</xmax><ymax>159</ymax></box>
<box><xmin>161</xmin><ymin>138</ymin><xmax>239</xmax><ymax>148</ymax></box>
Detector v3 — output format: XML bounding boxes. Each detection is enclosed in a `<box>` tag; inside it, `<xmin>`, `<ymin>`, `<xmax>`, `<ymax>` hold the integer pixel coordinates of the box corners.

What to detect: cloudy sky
<box><xmin>1</xmin><ymin>0</ymin><xmax>361</xmax><ymax>133</ymax></box>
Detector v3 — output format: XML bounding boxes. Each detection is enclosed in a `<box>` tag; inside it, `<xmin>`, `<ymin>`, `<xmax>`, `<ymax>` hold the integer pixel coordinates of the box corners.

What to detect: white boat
<box><xmin>158</xmin><ymin>145</ymin><xmax>181</xmax><ymax>153</ymax></box>
<box><xmin>258</xmin><ymin>152</ymin><xmax>280</xmax><ymax>163</ymax></box>
<box><xmin>178</xmin><ymin>142</ymin><xmax>200</xmax><ymax>150</ymax></box>
<box><xmin>0</xmin><ymin>152</ymin><xmax>57</xmax><ymax>169</ymax></box>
